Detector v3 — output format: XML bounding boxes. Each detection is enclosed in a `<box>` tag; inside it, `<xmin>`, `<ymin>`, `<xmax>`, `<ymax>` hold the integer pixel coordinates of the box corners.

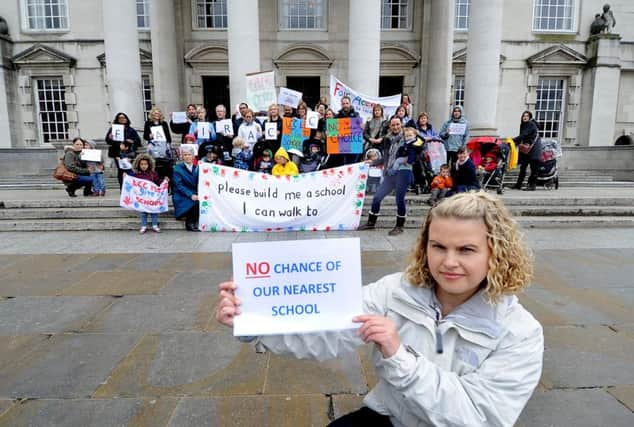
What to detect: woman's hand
<box><xmin>216</xmin><ymin>281</ymin><xmax>241</xmax><ymax>327</ymax></box>
<box><xmin>191</xmin><ymin>195</ymin><xmax>199</xmax><ymax>201</ymax></box>
<box><xmin>353</xmin><ymin>314</ymin><xmax>401</xmax><ymax>358</ymax></box>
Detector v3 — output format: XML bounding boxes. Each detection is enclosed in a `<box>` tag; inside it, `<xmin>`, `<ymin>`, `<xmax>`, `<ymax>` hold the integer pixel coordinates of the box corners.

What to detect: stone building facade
<box><xmin>0</xmin><ymin>0</ymin><xmax>633</xmax><ymax>149</ymax></box>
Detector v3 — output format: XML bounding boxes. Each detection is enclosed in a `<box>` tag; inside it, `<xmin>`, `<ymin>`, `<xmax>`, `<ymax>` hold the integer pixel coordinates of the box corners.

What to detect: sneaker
<box><xmin>139</xmin><ymin>226</ymin><xmax>147</xmax><ymax>234</ymax></box>
<box><xmin>152</xmin><ymin>225</ymin><xmax>161</xmax><ymax>233</ymax></box>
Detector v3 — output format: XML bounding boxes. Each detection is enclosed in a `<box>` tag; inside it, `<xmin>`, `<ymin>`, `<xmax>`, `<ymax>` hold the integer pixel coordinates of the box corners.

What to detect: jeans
<box><xmin>371</xmin><ymin>169</ymin><xmax>413</xmax><ymax>217</ymax></box>
<box><xmin>140</xmin><ymin>212</ymin><xmax>158</xmax><ymax>227</ymax></box>
<box><xmin>91</xmin><ymin>172</ymin><xmax>105</xmax><ymax>193</ymax></box>
<box><xmin>430</xmin><ymin>187</ymin><xmax>449</xmax><ymax>202</ymax></box>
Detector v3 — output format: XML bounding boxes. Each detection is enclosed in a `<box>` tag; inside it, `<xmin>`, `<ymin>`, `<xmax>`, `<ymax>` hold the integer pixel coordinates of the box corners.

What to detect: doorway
<box><xmin>286</xmin><ymin>76</ymin><xmax>320</xmax><ymax>108</ymax></box>
<box><xmin>202</xmin><ymin>76</ymin><xmax>230</xmax><ymax>120</ymax></box>
<box><xmin>379</xmin><ymin>76</ymin><xmax>403</xmax><ymax>97</ymax></box>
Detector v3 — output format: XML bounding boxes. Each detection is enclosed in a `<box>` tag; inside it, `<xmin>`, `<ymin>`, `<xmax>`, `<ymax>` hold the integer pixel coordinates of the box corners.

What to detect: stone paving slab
<box><xmin>0</xmin><ymin>333</ymin><xmax>141</xmax><ymax>399</ymax></box>
<box><xmin>331</xmin><ymin>394</ymin><xmax>366</xmax><ymax>421</ymax></box>
<box><xmin>159</xmin><ymin>271</ymin><xmax>226</xmax><ymax>296</ymax></box>
<box><xmin>61</xmin><ymin>270</ymin><xmax>176</xmax><ymax>296</ymax></box>
<box><xmin>265</xmin><ymin>352</ymin><xmax>367</xmax><ymax>395</ymax></box>
<box><xmin>167</xmin><ymin>396</ymin><xmax>330</xmax><ymax>427</ymax></box>
<box><xmin>0</xmin><ymin>335</ymin><xmax>51</xmax><ymax>374</ymax></box>
<box><xmin>608</xmin><ymin>385</ymin><xmax>634</xmax><ymax>412</ymax></box>
<box><xmin>0</xmin><ymin>398</ymin><xmax>178</xmax><ymax>427</ymax></box>
<box><xmin>0</xmin><ymin>296</ymin><xmax>113</xmax><ymax>334</ymax></box>
<box><xmin>541</xmin><ymin>325</ymin><xmax>634</xmax><ymax>388</ymax></box>
<box><xmin>93</xmin><ymin>332</ymin><xmax>268</xmax><ymax>398</ymax></box>
<box><xmin>81</xmin><ymin>295</ymin><xmax>216</xmax><ymax>333</ymax></box>
<box><xmin>516</xmin><ymin>389</ymin><xmax>634</xmax><ymax>427</ymax></box>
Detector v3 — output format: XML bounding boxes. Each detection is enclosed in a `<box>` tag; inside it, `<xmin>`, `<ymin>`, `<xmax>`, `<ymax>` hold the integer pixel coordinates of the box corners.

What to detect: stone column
<box><xmin>464</xmin><ymin>0</ymin><xmax>503</xmax><ymax>136</ymax></box>
<box><xmin>0</xmin><ymin>32</ymin><xmax>15</xmax><ymax>148</ymax></box>
<box><xmin>102</xmin><ymin>0</ymin><xmax>144</xmax><ymax>126</ymax></box>
<box><xmin>587</xmin><ymin>34</ymin><xmax>622</xmax><ymax>146</ymax></box>
<box><xmin>150</xmin><ymin>0</ymin><xmax>182</xmax><ymax>114</ymax></box>
<box><xmin>227</xmin><ymin>0</ymin><xmax>260</xmax><ymax>108</ymax></box>
<box><xmin>425</xmin><ymin>0</ymin><xmax>455</xmax><ymax>127</ymax></box>
<box><xmin>348</xmin><ymin>0</ymin><xmax>381</xmax><ymax>96</ymax></box>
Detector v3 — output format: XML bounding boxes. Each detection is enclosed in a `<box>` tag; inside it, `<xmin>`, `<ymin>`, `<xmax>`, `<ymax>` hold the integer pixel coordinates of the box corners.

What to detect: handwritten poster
<box><xmin>232</xmin><ymin>238</ymin><xmax>363</xmax><ymax>336</ymax></box>
<box><xmin>246</xmin><ymin>71</ymin><xmax>276</xmax><ymax>113</ymax></box>
<box><xmin>281</xmin><ymin>117</ymin><xmax>310</xmax><ymax>152</ymax></box>
<box><xmin>119</xmin><ymin>174</ymin><xmax>169</xmax><ymax>214</ymax></box>
<box><xmin>278</xmin><ymin>87</ymin><xmax>303</xmax><ymax>108</ymax></box>
<box><xmin>330</xmin><ymin>75</ymin><xmax>401</xmax><ymax>122</ymax></box>
<box><xmin>325</xmin><ymin>118</ymin><xmax>364</xmax><ymax>154</ymax></box>
<box><xmin>448</xmin><ymin>122</ymin><xmax>467</xmax><ymax>135</ymax></box>
<box><xmin>197</xmin><ymin>163</ymin><xmax>369</xmax><ymax>232</ymax></box>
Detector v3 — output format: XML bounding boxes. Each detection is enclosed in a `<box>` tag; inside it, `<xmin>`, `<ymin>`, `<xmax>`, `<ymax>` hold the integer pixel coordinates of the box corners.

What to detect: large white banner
<box><xmin>119</xmin><ymin>174</ymin><xmax>169</xmax><ymax>214</ymax></box>
<box><xmin>198</xmin><ymin>163</ymin><xmax>369</xmax><ymax>232</ymax></box>
<box><xmin>329</xmin><ymin>75</ymin><xmax>401</xmax><ymax>122</ymax></box>
<box><xmin>232</xmin><ymin>238</ymin><xmax>363</xmax><ymax>336</ymax></box>
<box><xmin>246</xmin><ymin>71</ymin><xmax>277</xmax><ymax>113</ymax></box>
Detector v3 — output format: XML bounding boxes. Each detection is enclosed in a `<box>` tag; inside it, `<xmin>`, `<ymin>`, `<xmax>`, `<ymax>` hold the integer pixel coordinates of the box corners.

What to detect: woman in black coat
<box><xmin>512</xmin><ymin>111</ymin><xmax>542</xmax><ymax>191</ymax></box>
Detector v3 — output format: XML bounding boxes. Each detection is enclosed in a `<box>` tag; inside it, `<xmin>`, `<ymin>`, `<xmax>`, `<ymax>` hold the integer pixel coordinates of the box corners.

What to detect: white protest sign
<box><xmin>232</xmin><ymin>238</ymin><xmax>363</xmax><ymax>336</ymax></box>
<box><xmin>306</xmin><ymin>111</ymin><xmax>320</xmax><ymax>129</ymax></box>
<box><xmin>80</xmin><ymin>149</ymin><xmax>102</xmax><ymax>162</ymax></box>
<box><xmin>172</xmin><ymin>111</ymin><xmax>187</xmax><ymax>124</ymax></box>
<box><xmin>246</xmin><ymin>71</ymin><xmax>277</xmax><ymax>112</ymax></box>
<box><xmin>151</xmin><ymin>125</ymin><xmax>167</xmax><ymax>142</ymax></box>
<box><xmin>197</xmin><ymin>122</ymin><xmax>210</xmax><ymax>139</ymax></box>
<box><xmin>278</xmin><ymin>87</ymin><xmax>303</xmax><ymax>108</ymax></box>
<box><xmin>111</xmin><ymin>124</ymin><xmax>125</xmax><ymax>142</ymax></box>
<box><xmin>197</xmin><ymin>163</ymin><xmax>369</xmax><ymax>232</ymax></box>
<box><xmin>119</xmin><ymin>174</ymin><xmax>169</xmax><ymax>214</ymax></box>
<box><xmin>265</xmin><ymin>122</ymin><xmax>278</xmax><ymax>140</ymax></box>
<box><xmin>117</xmin><ymin>158</ymin><xmax>133</xmax><ymax>170</ymax></box>
<box><xmin>448</xmin><ymin>122</ymin><xmax>467</xmax><ymax>135</ymax></box>
<box><xmin>330</xmin><ymin>75</ymin><xmax>401</xmax><ymax>122</ymax></box>
<box><xmin>215</xmin><ymin>119</ymin><xmax>234</xmax><ymax>136</ymax></box>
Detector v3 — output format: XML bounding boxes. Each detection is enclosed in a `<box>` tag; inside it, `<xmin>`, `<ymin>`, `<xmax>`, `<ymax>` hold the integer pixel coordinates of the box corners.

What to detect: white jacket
<box><xmin>255</xmin><ymin>272</ymin><xmax>543</xmax><ymax>427</ymax></box>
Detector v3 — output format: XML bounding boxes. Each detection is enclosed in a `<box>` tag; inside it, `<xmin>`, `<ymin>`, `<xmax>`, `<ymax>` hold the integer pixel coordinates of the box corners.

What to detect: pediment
<box><xmin>12</xmin><ymin>44</ymin><xmax>76</xmax><ymax>67</ymax></box>
<box><xmin>380</xmin><ymin>45</ymin><xmax>420</xmax><ymax>68</ymax></box>
<box><xmin>273</xmin><ymin>44</ymin><xmax>333</xmax><ymax>68</ymax></box>
<box><xmin>97</xmin><ymin>48</ymin><xmax>152</xmax><ymax>67</ymax></box>
<box><xmin>184</xmin><ymin>44</ymin><xmax>228</xmax><ymax>66</ymax></box>
<box><xmin>527</xmin><ymin>44</ymin><xmax>587</xmax><ymax>66</ymax></box>
<box><xmin>452</xmin><ymin>48</ymin><xmax>506</xmax><ymax>64</ymax></box>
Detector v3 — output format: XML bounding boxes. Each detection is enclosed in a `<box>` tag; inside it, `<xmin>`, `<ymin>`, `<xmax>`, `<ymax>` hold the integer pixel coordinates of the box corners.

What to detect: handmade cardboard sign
<box><xmin>278</xmin><ymin>87</ymin><xmax>303</xmax><ymax>108</ymax></box>
<box><xmin>246</xmin><ymin>71</ymin><xmax>276</xmax><ymax>112</ymax></box>
<box><xmin>325</xmin><ymin>118</ymin><xmax>364</xmax><ymax>154</ymax></box>
<box><xmin>232</xmin><ymin>238</ymin><xmax>363</xmax><ymax>336</ymax></box>
<box><xmin>119</xmin><ymin>174</ymin><xmax>169</xmax><ymax>214</ymax></box>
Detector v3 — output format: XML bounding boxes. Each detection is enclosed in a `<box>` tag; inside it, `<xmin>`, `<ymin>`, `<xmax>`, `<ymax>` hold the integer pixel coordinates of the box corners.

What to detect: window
<box><xmin>453</xmin><ymin>77</ymin><xmax>465</xmax><ymax>106</ymax></box>
<box><xmin>535</xmin><ymin>78</ymin><xmax>565</xmax><ymax>140</ymax></box>
<box><xmin>23</xmin><ymin>0</ymin><xmax>68</xmax><ymax>31</ymax></box>
<box><xmin>35</xmin><ymin>78</ymin><xmax>68</xmax><ymax>142</ymax></box>
<box><xmin>381</xmin><ymin>0</ymin><xmax>410</xmax><ymax>30</ymax></box>
<box><xmin>533</xmin><ymin>0</ymin><xmax>575</xmax><ymax>32</ymax></box>
<box><xmin>137</xmin><ymin>0</ymin><xmax>150</xmax><ymax>29</ymax></box>
<box><xmin>195</xmin><ymin>0</ymin><xmax>227</xmax><ymax>29</ymax></box>
<box><xmin>455</xmin><ymin>0</ymin><xmax>470</xmax><ymax>31</ymax></box>
<box><xmin>279</xmin><ymin>0</ymin><xmax>326</xmax><ymax>30</ymax></box>
<box><xmin>142</xmin><ymin>75</ymin><xmax>153</xmax><ymax>120</ymax></box>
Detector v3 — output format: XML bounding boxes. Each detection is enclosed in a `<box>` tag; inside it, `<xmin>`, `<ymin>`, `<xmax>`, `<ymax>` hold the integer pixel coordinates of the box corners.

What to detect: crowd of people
<box><xmin>61</xmin><ymin>93</ymin><xmax>544</xmax><ymax>232</ymax></box>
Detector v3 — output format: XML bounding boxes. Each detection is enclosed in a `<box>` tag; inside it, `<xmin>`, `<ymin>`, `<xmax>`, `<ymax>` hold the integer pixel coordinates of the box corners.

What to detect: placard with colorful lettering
<box><xmin>232</xmin><ymin>238</ymin><xmax>363</xmax><ymax>336</ymax></box>
<box><xmin>197</xmin><ymin>163</ymin><xmax>368</xmax><ymax>232</ymax></box>
<box><xmin>119</xmin><ymin>174</ymin><xmax>169</xmax><ymax>214</ymax></box>
<box><xmin>281</xmin><ymin>117</ymin><xmax>310</xmax><ymax>152</ymax></box>
<box><xmin>325</xmin><ymin>118</ymin><xmax>364</xmax><ymax>154</ymax></box>
<box><xmin>246</xmin><ymin>71</ymin><xmax>276</xmax><ymax>113</ymax></box>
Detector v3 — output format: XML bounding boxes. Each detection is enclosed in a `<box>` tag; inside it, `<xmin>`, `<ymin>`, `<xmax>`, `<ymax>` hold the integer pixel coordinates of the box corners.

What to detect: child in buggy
<box><xmin>535</xmin><ymin>138</ymin><xmax>561</xmax><ymax>190</ymax></box>
<box><xmin>466</xmin><ymin>137</ymin><xmax>512</xmax><ymax>194</ymax></box>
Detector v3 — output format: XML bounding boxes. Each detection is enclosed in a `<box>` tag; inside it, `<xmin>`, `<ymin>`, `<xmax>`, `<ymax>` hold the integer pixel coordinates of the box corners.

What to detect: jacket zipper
<box><xmin>433</xmin><ymin>304</ymin><xmax>444</xmax><ymax>354</ymax></box>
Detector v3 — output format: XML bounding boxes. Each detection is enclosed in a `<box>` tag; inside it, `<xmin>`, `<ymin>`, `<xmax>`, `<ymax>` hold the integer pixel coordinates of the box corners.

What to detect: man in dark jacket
<box><xmin>336</xmin><ymin>96</ymin><xmax>360</xmax><ymax>164</ymax></box>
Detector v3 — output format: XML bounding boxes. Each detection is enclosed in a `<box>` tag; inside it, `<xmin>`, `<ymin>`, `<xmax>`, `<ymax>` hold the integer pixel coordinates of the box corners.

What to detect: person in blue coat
<box><xmin>172</xmin><ymin>145</ymin><xmax>200</xmax><ymax>231</ymax></box>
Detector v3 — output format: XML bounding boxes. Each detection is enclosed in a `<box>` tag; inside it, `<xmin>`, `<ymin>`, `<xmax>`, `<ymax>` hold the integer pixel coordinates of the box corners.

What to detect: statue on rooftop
<box><xmin>601</xmin><ymin>4</ymin><xmax>616</xmax><ymax>33</ymax></box>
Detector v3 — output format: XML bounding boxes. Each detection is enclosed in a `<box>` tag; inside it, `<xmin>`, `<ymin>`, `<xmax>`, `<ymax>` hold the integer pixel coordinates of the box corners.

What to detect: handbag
<box><xmin>518</xmin><ymin>143</ymin><xmax>532</xmax><ymax>154</ymax></box>
<box><xmin>53</xmin><ymin>160</ymin><xmax>78</xmax><ymax>182</ymax></box>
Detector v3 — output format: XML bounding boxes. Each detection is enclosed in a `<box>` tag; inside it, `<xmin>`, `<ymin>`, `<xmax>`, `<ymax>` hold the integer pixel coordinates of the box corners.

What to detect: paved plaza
<box><xmin>0</xmin><ymin>225</ymin><xmax>633</xmax><ymax>426</ymax></box>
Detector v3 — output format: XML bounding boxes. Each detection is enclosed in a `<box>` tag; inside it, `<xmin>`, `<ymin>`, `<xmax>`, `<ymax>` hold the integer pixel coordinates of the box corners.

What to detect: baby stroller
<box><xmin>466</xmin><ymin>137</ymin><xmax>512</xmax><ymax>194</ymax></box>
<box><xmin>536</xmin><ymin>138</ymin><xmax>561</xmax><ymax>190</ymax></box>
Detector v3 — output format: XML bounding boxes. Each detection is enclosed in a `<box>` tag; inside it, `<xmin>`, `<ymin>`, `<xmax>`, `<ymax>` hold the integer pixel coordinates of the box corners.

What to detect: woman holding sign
<box><xmin>143</xmin><ymin>107</ymin><xmax>173</xmax><ymax>184</ymax></box>
<box><xmin>439</xmin><ymin>105</ymin><xmax>469</xmax><ymax>168</ymax></box>
<box><xmin>217</xmin><ymin>191</ymin><xmax>543</xmax><ymax>427</ymax></box>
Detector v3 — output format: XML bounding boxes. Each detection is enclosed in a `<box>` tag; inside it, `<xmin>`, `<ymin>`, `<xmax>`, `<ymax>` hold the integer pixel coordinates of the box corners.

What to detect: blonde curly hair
<box><xmin>404</xmin><ymin>191</ymin><xmax>534</xmax><ymax>302</ymax></box>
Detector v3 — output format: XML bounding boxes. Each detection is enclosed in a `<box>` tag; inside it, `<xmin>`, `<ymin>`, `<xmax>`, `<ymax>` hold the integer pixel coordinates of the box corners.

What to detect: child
<box><xmin>127</xmin><ymin>154</ymin><xmax>168</xmax><ymax>234</ymax></box>
<box><xmin>216</xmin><ymin>191</ymin><xmax>543</xmax><ymax>426</ymax></box>
<box><xmin>428</xmin><ymin>163</ymin><xmax>453</xmax><ymax>206</ymax></box>
<box><xmin>364</xmin><ymin>148</ymin><xmax>383</xmax><ymax>194</ymax></box>
<box><xmin>116</xmin><ymin>139</ymin><xmax>136</xmax><ymax>189</ymax></box>
<box><xmin>255</xmin><ymin>149</ymin><xmax>273</xmax><ymax>174</ymax></box>
<box><xmin>388</xmin><ymin>127</ymin><xmax>423</xmax><ymax>176</ymax></box>
<box><xmin>199</xmin><ymin>145</ymin><xmax>223</xmax><ymax>165</ymax></box>
<box><xmin>82</xmin><ymin>140</ymin><xmax>106</xmax><ymax>196</ymax></box>
<box><xmin>231</xmin><ymin>137</ymin><xmax>253</xmax><ymax>170</ymax></box>
<box><xmin>271</xmin><ymin>147</ymin><xmax>298</xmax><ymax>176</ymax></box>
<box><xmin>452</xmin><ymin>146</ymin><xmax>480</xmax><ymax>193</ymax></box>
<box><xmin>299</xmin><ymin>143</ymin><xmax>324</xmax><ymax>173</ymax></box>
